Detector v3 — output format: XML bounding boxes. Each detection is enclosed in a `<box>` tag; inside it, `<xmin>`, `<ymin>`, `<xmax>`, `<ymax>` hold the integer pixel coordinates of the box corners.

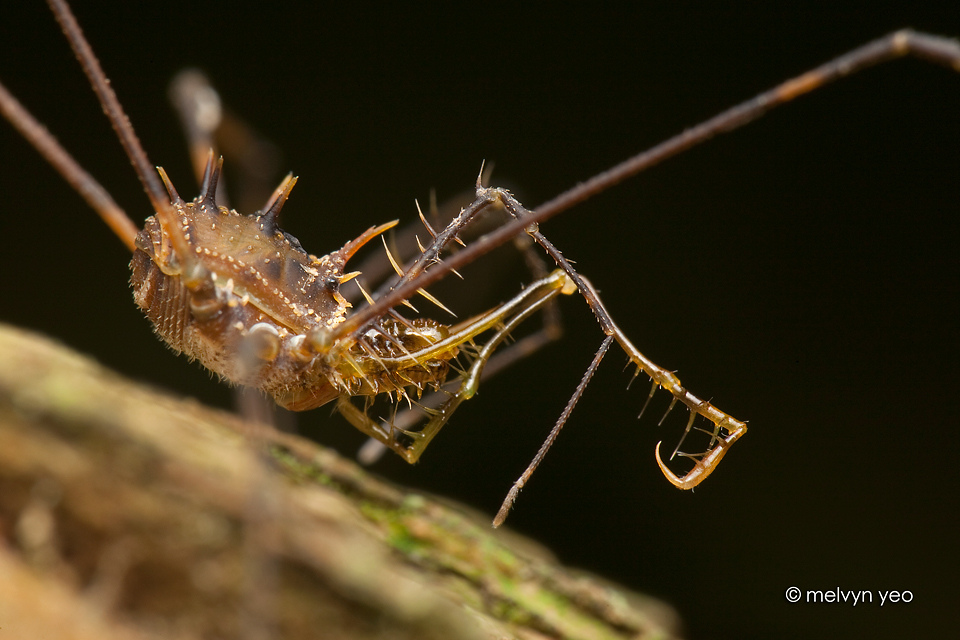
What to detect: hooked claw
<box><xmin>655</xmin><ymin>422</ymin><xmax>747</xmax><ymax>490</ymax></box>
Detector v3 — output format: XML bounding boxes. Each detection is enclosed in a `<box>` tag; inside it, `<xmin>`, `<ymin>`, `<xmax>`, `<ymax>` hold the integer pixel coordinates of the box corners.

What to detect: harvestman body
<box><xmin>2</xmin><ymin>0</ymin><xmax>959</xmax><ymax>526</ymax></box>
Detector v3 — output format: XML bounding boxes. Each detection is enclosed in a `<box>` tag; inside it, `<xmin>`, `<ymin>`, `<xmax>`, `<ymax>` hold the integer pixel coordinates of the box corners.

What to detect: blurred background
<box><xmin>2</xmin><ymin>2</ymin><xmax>958</xmax><ymax>638</ymax></box>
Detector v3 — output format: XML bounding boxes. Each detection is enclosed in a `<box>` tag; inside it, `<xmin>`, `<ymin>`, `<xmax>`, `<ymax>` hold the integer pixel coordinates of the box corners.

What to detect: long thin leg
<box><xmin>334</xmin><ymin>31</ymin><xmax>960</xmax><ymax>344</ymax></box>
<box><xmin>45</xmin><ymin>0</ymin><xmax>175</xmax><ymax>235</ymax></box>
<box><xmin>0</xmin><ymin>81</ymin><xmax>138</xmax><ymax>250</ymax></box>
<box><xmin>494</xmin><ymin>335</ymin><xmax>615</xmax><ymax>527</ymax></box>
<box><xmin>168</xmin><ymin>70</ymin><xmax>281</xmax><ymax>213</ymax></box>
<box><xmin>0</xmin><ymin>4</ymin><xmax>241</xmax><ymax>317</ymax></box>
<box><xmin>168</xmin><ymin>70</ymin><xmax>222</xmax><ymax>189</ymax></box>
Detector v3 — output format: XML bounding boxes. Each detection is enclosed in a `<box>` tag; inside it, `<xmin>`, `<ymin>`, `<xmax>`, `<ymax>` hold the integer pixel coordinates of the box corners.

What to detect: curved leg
<box><xmin>478</xmin><ymin>189</ymin><xmax>748</xmax><ymax>491</ymax></box>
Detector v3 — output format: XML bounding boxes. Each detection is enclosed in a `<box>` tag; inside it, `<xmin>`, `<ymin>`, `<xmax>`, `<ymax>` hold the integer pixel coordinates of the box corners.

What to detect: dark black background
<box><xmin>2</xmin><ymin>2</ymin><xmax>959</xmax><ymax>638</ymax></box>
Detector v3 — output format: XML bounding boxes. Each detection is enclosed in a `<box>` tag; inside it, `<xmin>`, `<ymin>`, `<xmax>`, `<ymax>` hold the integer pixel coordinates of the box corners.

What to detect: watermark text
<box><xmin>784</xmin><ymin>586</ymin><xmax>913</xmax><ymax>606</ymax></box>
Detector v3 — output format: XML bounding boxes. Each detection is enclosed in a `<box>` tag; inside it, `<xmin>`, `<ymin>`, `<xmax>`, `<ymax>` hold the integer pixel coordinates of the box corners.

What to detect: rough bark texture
<box><xmin>0</xmin><ymin>324</ymin><xmax>681</xmax><ymax>640</ymax></box>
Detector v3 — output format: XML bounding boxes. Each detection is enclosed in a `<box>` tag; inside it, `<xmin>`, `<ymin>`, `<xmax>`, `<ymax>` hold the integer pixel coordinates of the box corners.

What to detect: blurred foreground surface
<box><xmin>0</xmin><ymin>324</ymin><xmax>679</xmax><ymax>640</ymax></box>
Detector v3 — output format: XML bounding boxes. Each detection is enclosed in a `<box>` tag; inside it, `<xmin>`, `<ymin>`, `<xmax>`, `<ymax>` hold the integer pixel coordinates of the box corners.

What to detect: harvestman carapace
<box><xmin>2</xmin><ymin>0</ymin><xmax>959</xmax><ymax>526</ymax></box>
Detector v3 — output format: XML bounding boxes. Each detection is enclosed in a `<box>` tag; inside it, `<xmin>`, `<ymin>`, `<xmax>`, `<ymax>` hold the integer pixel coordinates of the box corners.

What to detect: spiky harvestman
<box><xmin>1</xmin><ymin>1</ymin><xmax>959</xmax><ymax>533</ymax></box>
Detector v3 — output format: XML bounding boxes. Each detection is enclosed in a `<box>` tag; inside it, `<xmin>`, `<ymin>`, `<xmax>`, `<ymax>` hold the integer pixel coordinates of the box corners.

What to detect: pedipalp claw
<box><xmin>655</xmin><ymin>421</ymin><xmax>747</xmax><ymax>490</ymax></box>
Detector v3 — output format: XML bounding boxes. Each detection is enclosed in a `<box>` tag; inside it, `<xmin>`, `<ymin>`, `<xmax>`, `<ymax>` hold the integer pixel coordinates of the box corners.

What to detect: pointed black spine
<box><xmin>197</xmin><ymin>150</ymin><xmax>223</xmax><ymax>207</ymax></box>
<box><xmin>257</xmin><ymin>173</ymin><xmax>297</xmax><ymax>233</ymax></box>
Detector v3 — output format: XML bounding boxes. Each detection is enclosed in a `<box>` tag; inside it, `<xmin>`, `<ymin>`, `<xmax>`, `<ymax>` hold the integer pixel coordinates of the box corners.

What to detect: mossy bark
<box><xmin>0</xmin><ymin>324</ymin><xmax>681</xmax><ymax>640</ymax></box>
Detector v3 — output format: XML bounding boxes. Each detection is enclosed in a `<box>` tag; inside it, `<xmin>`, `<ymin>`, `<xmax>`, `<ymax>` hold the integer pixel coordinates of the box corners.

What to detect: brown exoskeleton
<box><xmin>2</xmin><ymin>0</ymin><xmax>959</xmax><ymax>527</ymax></box>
